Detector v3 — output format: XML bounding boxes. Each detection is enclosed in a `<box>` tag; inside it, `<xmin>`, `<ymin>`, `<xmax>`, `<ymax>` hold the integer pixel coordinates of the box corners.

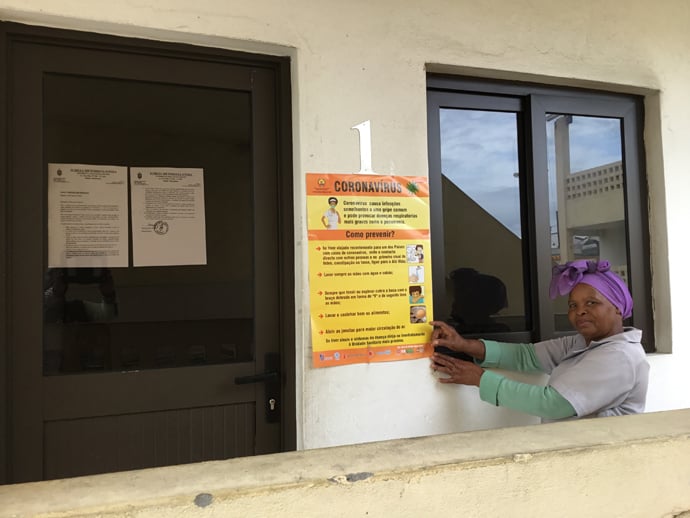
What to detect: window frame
<box><xmin>427</xmin><ymin>75</ymin><xmax>653</xmax><ymax>351</ymax></box>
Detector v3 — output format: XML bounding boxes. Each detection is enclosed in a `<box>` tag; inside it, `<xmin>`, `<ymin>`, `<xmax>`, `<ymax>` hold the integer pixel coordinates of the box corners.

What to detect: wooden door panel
<box><xmin>43</xmin><ymin>363</ymin><xmax>256</xmax><ymax>420</ymax></box>
<box><xmin>44</xmin><ymin>403</ymin><xmax>255</xmax><ymax>480</ymax></box>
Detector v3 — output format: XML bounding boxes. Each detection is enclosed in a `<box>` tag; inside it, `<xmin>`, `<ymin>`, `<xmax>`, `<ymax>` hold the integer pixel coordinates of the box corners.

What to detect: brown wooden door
<box><xmin>4</xmin><ymin>24</ymin><xmax>294</xmax><ymax>483</ymax></box>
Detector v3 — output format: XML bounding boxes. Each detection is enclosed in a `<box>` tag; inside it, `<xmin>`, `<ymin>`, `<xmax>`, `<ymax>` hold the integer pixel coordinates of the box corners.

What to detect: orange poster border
<box><xmin>312</xmin><ymin>342</ymin><xmax>433</xmax><ymax>368</ymax></box>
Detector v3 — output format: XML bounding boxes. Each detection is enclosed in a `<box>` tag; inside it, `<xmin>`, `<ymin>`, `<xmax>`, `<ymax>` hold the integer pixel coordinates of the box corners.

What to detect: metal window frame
<box><xmin>427</xmin><ymin>74</ymin><xmax>653</xmax><ymax>351</ymax></box>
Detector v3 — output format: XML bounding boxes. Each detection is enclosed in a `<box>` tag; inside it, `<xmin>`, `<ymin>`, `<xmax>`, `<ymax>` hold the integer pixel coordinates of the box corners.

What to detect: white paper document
<box><xmin>130</xmin><ymin>167</ymin><xmax>207</xmax><ymax>267</ymax></box>
<box><xmin>48</xmin><ymin>163</ymin><xmax>129</xmax><ymax>268</ymax></box>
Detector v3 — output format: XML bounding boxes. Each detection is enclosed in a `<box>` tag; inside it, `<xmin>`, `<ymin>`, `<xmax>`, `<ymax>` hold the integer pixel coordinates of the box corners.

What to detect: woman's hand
<box><xmin>431</xmin><ymin>354</ymin><xmax>484</xmax><ymax>386</ymax></box>
<box><xmin>430</xmin><ymin>320</ymin><xmax>486</xmax><ymax>361</ymax></box>
<box><xmin>431</xmin><ymin>320</ymin><xmax>468</xmax><ymax>351</ymax></box>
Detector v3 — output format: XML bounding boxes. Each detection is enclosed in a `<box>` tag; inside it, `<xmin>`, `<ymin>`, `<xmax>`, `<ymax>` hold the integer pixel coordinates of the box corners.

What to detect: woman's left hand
<box><xmin>431</xmin><ymin>354</ymin><xmax>484</xmax><ymax>387</ymax></box>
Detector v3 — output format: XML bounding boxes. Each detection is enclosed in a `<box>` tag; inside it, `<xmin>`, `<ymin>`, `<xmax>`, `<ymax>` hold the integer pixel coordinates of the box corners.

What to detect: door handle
<box><xmin>235</xmin><ymin>353</ymin><xmax>281</xmax><ymax>423</ymax></box>
<box><xmin>234</xmin><ymin>370</ymin><xmax>279</xmax><ymax>384</ymax></box>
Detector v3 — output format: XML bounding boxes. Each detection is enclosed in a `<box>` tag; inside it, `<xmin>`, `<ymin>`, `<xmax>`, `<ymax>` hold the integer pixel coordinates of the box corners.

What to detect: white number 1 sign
<box><xmin>351</xmin><ymin>120</ymin><xmax>373</xmax><ymax>174</ymax></box>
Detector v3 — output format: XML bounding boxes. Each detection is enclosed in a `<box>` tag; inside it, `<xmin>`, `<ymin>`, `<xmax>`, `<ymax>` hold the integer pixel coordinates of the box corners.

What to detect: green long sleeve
<box><xmin>480</xmin><ymin>340</ymin><xmax>544</xmax><ymax>373</ymax></box>
<box><xmin>477</xmin><ymin>340</ymin><xmax>575</xmax><ymax>419</ymax></box>
<box><xmin>478</xmin><ymin>370</ymin><xmax>576</xmax><ymax>419</ymax></box>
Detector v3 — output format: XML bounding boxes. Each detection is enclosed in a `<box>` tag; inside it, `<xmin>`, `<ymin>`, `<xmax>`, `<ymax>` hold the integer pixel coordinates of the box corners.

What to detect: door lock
<box><xmin>233</xmin><ymin>353</ymin><xmax>281</xmax><ymax>424</ymax></box>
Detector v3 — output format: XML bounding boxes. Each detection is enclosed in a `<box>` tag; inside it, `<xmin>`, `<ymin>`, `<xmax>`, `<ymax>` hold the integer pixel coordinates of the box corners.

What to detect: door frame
<box><xmin>0</xmin><ymin>21</ymin><xmax>295</xmax><ymax>484</ymax></box>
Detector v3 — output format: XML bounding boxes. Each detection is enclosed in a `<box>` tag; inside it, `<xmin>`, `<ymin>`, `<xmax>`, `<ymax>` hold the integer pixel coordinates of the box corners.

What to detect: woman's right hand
<box><xmin>430</xmin><ymin>320</ymin><xmax>486</xmax><ymax>361</ymax></box>
<box><xmin>430</xmin><ymin>320</ymin><xmax>468</xmax><ymax>351</ymax></box>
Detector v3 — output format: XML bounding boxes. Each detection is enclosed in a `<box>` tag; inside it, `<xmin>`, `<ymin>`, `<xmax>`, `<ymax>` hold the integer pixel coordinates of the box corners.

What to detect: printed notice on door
<box><xmin>307</xmin><ymin>173</ymin><xmax>434</xmax><ymax>368</ymax></box>
<box><xmin>130</xmin><ymin>167</ymin><xmax>207</xmax><ymax>267</ymax></box>
<box><xmin>48</xmin><ymin>163</ymin><xmax>129</xmax><ymax>268</ymax></box>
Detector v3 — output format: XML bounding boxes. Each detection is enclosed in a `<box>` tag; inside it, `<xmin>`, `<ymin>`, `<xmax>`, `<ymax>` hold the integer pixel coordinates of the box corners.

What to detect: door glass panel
<box><xmin>546</xmin><ymin>114</ymin><xmax>629</xmax><ymax>331</ymax></box>
<box><xmin>43</xmin><ymin>74</ymin><xmax>254</xmax><ymax>375</ymax></box>
<box><xmin>439</xmin><ymin>108</ymin><xmax>526</xmax><ymax>334</ymax></box>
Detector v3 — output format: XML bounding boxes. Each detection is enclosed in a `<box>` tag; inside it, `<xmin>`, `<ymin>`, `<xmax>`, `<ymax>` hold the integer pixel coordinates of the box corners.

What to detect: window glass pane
<box><xmin>43</xmin><ymin>74</ymin><xmax>254</xmax><ymax>375</ymax></box>
<box><xmin>438</xmin><ymin>108</ymin><xmax>526</xmax><ymax>334</ymax></box>
<box><xmin>546</xmin><ymin>114</ymin><xmax>629</xmax><ymax>331</ymax></box>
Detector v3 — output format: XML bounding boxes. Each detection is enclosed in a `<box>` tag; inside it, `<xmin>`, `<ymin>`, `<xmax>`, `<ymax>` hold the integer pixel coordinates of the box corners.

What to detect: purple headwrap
<box><xmin>549</xmin><ymin>259</ymin><xmax>633</xmax><ymax>318</ymax></box>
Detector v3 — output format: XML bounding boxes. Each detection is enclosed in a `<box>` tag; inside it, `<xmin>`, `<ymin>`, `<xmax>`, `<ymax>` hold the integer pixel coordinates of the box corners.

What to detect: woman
<box><xmin>430</xmin><ymin>260</ymin><xmax>649</xmax><ymax>420</ymax></box>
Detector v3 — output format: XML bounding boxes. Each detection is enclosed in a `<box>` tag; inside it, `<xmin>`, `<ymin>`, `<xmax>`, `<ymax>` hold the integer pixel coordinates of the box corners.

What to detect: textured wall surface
<box><xmin>1</xmin><ymin>409</ymin><xmax>689</xmax><ymax>517</ymax></box>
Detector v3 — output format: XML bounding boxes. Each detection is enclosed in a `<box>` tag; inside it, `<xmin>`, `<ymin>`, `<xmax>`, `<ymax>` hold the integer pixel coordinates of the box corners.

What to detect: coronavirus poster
<box><xmin>307</xmin><ymin>172</ymin><xmax>433</xmax><ymax>368</ymax></box>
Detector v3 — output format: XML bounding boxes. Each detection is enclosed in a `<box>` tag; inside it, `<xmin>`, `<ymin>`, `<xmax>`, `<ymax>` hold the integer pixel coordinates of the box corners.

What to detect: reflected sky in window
<box><xmin>548</xmin><ymin>116</ymin><xmax>622</xmax><ymax>173</ymax></box>
<box><xmin>440</xmin><ymin>109</ymin><xmax>521</xmax><ymax>237</ymax></box>
<box><xmin>546</xmin><ymin>115</ymin><xmax>623</xmax><ymax>233</ymax></box>
<box><xmin>441</xmin><ymin>109</ymin><xmax>622</xmax><ymax>239</ymax></box>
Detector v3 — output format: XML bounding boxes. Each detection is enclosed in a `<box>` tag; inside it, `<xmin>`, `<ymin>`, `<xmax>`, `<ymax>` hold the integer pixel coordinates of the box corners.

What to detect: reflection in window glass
<box><xmin>439</xmin><ymin>108</ymin><xmax>526</xmax><ymax>334</ymax></box>
<box><xmin>43</xmin><ymin>75</ymin><xmax>254</xmax><ymax>375</ymax></box>
<box><xmin>546</xmin><ymin>114</ymin><xmax>629</xmax><ymax>330</ymax></box>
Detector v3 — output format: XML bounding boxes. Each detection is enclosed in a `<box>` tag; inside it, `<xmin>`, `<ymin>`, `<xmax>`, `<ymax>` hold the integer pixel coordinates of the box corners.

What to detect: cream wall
<box><xmin>1</xmin><ymin>0</ymin><xmax>689</xmax><ymax>450</ymax></box>
<box><xmin>2</xmin><ymin>409</ymin><xmax>690</xmax><ymax>517</ymax></box>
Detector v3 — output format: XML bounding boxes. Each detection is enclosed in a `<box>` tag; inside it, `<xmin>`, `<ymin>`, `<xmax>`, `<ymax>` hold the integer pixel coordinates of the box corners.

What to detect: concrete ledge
<box><xmin>1</xmin><ymin>409</ymin><xmax>689</xmax><ymax>517</ymax></box>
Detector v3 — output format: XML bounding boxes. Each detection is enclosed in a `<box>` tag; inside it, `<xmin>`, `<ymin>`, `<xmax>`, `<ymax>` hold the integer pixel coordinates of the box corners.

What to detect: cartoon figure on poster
<box><xmin>321</xmin><ymin>196</ymin><xmax>341</xmax><ymax>229</ymax></box>
<box><xmin>410</xmin><ymin>305</ymin><xmax>427</xmax><ymax>323</ymax></box>
<box><xmin>409</xmin><ymin>285</ymin><xmax>424</xmax><ymax>304</ymax></box>
<box><xmin>409</xmin><ymin>265</ymin><xmax>424</xmax><ymax>283</ymax></box>
<box><xmin>406</xmin><ymin>244</ymin><xmax>424</xmax><ymax>263</ymax></box>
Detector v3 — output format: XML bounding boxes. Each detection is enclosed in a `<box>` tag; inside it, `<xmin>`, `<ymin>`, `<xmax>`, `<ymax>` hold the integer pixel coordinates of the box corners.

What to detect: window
<box><xmin>427</xmin><ymin>76</ymin><xmax>653</xmax><ymax>351</ymax></box>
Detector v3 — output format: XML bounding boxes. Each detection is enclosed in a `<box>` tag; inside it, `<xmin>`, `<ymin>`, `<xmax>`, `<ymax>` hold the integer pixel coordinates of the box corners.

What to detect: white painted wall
<box><xmin>2</xmin><ymin>0</ymin><xmax>689</xmax><ymax>450</ymax></box>
<box><xmin>2</xmin><ymin>409</ymin><xmax>690</xmax><ymax>517</ymax></box>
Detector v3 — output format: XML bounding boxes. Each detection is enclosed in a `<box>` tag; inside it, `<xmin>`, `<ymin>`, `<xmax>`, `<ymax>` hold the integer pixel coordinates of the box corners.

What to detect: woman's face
<box><xmin>567</xmin><ymin>283</ymin><xmax>623</xmax><ymax>343</ymax></box>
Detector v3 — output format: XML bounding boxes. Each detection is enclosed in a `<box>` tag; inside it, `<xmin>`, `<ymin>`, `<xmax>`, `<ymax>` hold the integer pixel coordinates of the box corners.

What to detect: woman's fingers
<box><xmin>431</xmin><ymin>354</ymin><xmax>453</xmax><ymax>368</ymax></box>
<box><xmin>430</xmin><ymin>320</ymin><xmax>454</xmax><ymax>336</ymax></box>
<box><xmin>431</xmin><ymin>354</ymin><xmax>482</xmax><ymax>386</ymax></box>
<box><xmin>432</xmin><ymin>354</ymin><xmax>463</xmax><ymax>373</ymax></box>
<box><xmin>430</xmin><ymin>321</ymin><xmax>463</xmax><ymax>351</ymax></box>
